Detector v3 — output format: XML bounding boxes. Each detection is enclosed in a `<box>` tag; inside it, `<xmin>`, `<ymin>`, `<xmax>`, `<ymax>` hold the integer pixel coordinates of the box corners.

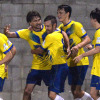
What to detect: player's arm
<box><xmin>71</xmin><ymin>23</ymin><xmax>91</xmax><ymax>55</ymax></box>
<box><xmin>4</xmin><ymin>24</ymin><xmax>17</xmax><ymax>38</ymax></box>
<box><xmin>5</xmin><ymin>46</ymin><xmax>16</xmax><ymax>65</ymax></box>
<box><xmin>73</xmin><ymin>46</ymin><xmax>100</xmax><ymax>63</ymax></box>
<box><xmin>62</xmin><ymin>31</ymin><xmax>71</xmax><ymax>56</ymax></box>
<box><xmin>0</xmin><ymin>50</ymin><xmax>13</xmax><ymax>65</ymax></box>
<box><xmin>31</xmin><ymin>47</ymin><xmax>44</xmax><ymax>55</ymax></box>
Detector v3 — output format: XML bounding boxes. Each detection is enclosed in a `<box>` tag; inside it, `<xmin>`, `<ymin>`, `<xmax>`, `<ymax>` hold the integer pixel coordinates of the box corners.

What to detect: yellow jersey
<box><xmin>91</xmin><ymin>28</ymin><xmax>100</xmax><ymax>77</ymax></box>
<box><xmin>15</xmin><ymin>25</ymin><xmax>52</xmax><ymax>70</ymax></box>
<box><xmin>0</xmin><ymin>33</ymin><xmax>13</xmax><ymax>79</ymax></box>
<box><xmin>58</xmin><ymin>20</ymin><xmax>89</xmax><ymax>67</ymax></box>
<box><xmin>42</xmin><ymin>29</ymin><xmax>66</xmax><ymax>65</ymax></box>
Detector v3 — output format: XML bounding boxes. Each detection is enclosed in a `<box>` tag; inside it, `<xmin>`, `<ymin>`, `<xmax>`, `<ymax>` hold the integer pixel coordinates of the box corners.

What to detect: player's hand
<box><xmin>73</xmin><ymin>54</ymin><xmax>83</xmax><ymax>63</ymax></box>
<box><xmin>28</xmin><ymin>26</ymin><xmax>33</xmax><ymax>31</ymax></box>
<box><xmin>31</xmin><ymin>49</ymin><xmax>34</xmax><ymax>54</ymax></box>
<box><xmin>71</xmin><ymin>45</ymin><xmax>79</xmax><ymax>58</ymax></box>
<box><xmin>4</xmin><ymin>24</ymin><xmax>11</xmax><ymax>35</ymax></box>
<box><xmin>66</xmin><ymin>48</ymin><xmax>71</xmax><ymax>59</ymax></box>
<box><xmin>85</xmin><ymin>44</ymin><xmax>92</xmax><ymax>50</ymax></box>
<box><xmin>5</xmin><ymin>64</ymin><xmax>8</xmax><ymax>72</ymax></box>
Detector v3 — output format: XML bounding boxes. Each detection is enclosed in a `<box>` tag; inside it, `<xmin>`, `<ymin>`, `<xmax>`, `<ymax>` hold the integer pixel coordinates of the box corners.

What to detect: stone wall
<box><xmin>0</xmin><ymin>0</ymin><xmax>99</xmax><ymax>100</ymax></box>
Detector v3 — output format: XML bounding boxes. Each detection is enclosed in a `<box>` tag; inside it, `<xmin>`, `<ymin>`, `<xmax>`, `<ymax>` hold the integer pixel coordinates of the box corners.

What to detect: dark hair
<box><xmin>26</xmin><ymin>11</ymin><xmax>41</xmax><ymax>23</ymax></box>
<box><xmin>44</xmin><ymin>15</ymin><xmax>57</xmax><ymax>26</ymax></box>
<box><xmin>58</xmin><ymin>5</ymin><xmax>72</xmax><ymax>18</ymax></box>
<box><xmin>90</xmin><ymin>8</ymin><xmax>100</xmax><ymax>23</ymax></box>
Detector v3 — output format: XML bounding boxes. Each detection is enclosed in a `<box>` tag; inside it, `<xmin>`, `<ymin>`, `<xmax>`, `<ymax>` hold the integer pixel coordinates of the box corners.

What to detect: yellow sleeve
<box><xmin>2</xmin><ymin>34</ymin><xmax>13</xmax><ymax>48</ymax></box>
<box><xmin>0</xmin><ymin>37</ymin><xmax>13</xmax><ymax>54</ymax></box>
<box><xmin>15</xmin><ymin>29</ymin><xmax>29</xmax><ymax>40</ymax></box>
<box><xmin>95</xmin><ymin>32</ymin><xmax>100</xmax><ymax>46</ymax></box>
<box><xmin>42</xmin><ymin>34</ymin><xmax>53</xmax><ymax>50</ymax></box>
<box><xmin>74</xmin><ymin>22</ymin><xmax>87</xmax><ymax>38</ymax></box>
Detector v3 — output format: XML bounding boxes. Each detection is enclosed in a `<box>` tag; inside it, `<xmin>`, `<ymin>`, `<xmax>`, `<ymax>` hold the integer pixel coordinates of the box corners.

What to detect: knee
<box><xmin>90</xmin><ymin>91</ymin><xmax>96</xmax><ymax>99</ymax></box>
<box><xmin>24</xmin><ymin>88</ymin><xmax>32</xmax><ymax>96</ymax></box>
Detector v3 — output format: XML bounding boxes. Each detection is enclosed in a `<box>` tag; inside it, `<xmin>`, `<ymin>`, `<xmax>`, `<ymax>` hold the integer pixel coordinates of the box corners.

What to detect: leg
<box><xmin>23</xmin><ymin>84</ymin><xmax>35</xmax><ymax>100</ymax></box>
<box><xmin>90</xmin><ymin>75</ymin><xmax>100</xmax><ymax>100</ymax></box>
<box><xmin>90</xmin><ymin>87</ymin><xmax>99</xmax><ymax>100</ymax></box>
<box><xmin>48</xmin><ymin>64</ymin><xmax>68</xmax><ymax>100</ymax></box>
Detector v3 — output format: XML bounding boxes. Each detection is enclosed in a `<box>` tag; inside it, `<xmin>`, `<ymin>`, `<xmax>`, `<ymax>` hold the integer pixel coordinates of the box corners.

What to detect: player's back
<box><xmin>47</xmin><ymin>30</ymin><xmax>66</xmax><ymax>65</ymax></box>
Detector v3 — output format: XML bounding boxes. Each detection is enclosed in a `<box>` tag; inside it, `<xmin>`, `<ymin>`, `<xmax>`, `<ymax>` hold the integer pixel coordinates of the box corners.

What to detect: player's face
<box><xmin>57</xmin><ymin>8</ymin><xmax>68</xmax><ymax>22</ymax></box>
<box><xmin>30</xmin><ymin>16</ymin><xmax>42</xmax><ymax>29</ymax></box>
<box><xmin>44</xmin><ymin>20</ymin><xmax>53</xmax><ymax>34</ymax></box>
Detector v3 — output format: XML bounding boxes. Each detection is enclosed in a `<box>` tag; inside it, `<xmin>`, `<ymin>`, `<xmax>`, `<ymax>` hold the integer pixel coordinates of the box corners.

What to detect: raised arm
<box><xmin>4</xmin><ymin>24</ymin><xmax>17</xmax><ymax>38</ymax></box>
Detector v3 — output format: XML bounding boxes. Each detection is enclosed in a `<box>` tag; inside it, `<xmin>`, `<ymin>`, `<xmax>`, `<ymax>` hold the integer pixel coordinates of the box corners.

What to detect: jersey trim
<box><xmin>3</xmin><ymin>44</ymin><xmax>14</xmax><ymax>54</ymax></box>
<box><xmin>95</xmin><ymin>44</ymin><xmax>100</xmax><ymax>46</ymax></box>
<box><xmin>81</xmin><ymin>33</ymin><xmax>87</xmax><ymax>38</ymax></box>
<box><xmin>15</xmin><ymin>32</ymin><xmax>20</xmax><ymax>38</ymax></box>
<box><xmin>64</xmin><ymin>20</ymin><xmax>71</xmax><ymax>26</ymax></box>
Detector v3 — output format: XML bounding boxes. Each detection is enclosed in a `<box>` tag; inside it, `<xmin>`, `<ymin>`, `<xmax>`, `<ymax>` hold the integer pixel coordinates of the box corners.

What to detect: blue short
<box><xmin>90</xmin><ymin>75</ymin><xmax>100</xmax><ymax>90</ymax></box>
<box><xmin>68</xmin><ymin>65</ymin><xmax>88</xmax><ymax>85</ymax></box>
<box><xmin>0</xmin><ymin>78</ymin><xmax>5</xmax><ymax>92</ymax></box>
<box><xmin>26</xmin><ymin>69</ymin><xmax>51</xmax><ymax>86</ymax></box>
<box><xmin>48</xmin><ymin>63</ymin><xmax>68</xmax><ymax>93</ymax></box>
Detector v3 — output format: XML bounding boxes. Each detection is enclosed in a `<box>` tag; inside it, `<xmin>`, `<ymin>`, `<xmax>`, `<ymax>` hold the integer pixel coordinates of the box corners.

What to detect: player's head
<box><xmin>57</xmin><ymin>5</ymin><xmax>72</xmax><ymax>22</ymax></box>
<box><xmin>90</xmin><ymin>8</ymin><xmax>100</xmax><ymax>27</ymax></box>
<box><xmin>44</xmin><ymin>15</ymin><xmax>57</xmax><ymax>34</ymax></box>
<box><xmin>26</xmin><ymin>11</ymin><xmax>42</xmax><ymax>29</ymax></box>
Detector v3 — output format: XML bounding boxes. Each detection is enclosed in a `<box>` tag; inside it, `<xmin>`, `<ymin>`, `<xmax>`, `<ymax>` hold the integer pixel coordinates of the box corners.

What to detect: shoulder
<box><xmin>73</xmin><ymin>21</ymin><xmax>83</xmax><ymax>27</ymax></box>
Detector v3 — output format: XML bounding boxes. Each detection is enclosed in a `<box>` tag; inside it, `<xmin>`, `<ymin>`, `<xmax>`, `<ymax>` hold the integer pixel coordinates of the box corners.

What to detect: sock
<box><xmin>81</xmin><ymin>92</ymin><xmax>93</xmax><ymax>100</ymax></box>
<box><xmin>0</xmin><ymin>98</ymin><xmax>3</xmax><ymax>100</ymax></box>
<box><xmin>97</xmin><ymin>97</ymin><xmax>100</xmax><ymax>100</ymax></box>
<box><xmin>54</xmin><ymin>95</ymin><xmax>64</xmax><ymax>100</ymax></box>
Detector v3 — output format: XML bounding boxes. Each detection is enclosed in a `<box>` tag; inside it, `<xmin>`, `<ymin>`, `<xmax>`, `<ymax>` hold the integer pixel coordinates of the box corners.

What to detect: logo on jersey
<box><xmin>3</xmin><ymin>44</ymin><xmax>8</xmax><ymax>50</ymax></box>
<box><xmin>96</xmin><ymin>37</ymin><xmax>100</xmax><ymax>43</ymax></box>
<box><xmin>81</xmin><ymin>27</ymin><xmax>86</xmax><ymax>33</ymax></box>
<box><xmin>7</xmin><ymin>40</ymin><xmax>12</xmax><ymax>46</ymax></box>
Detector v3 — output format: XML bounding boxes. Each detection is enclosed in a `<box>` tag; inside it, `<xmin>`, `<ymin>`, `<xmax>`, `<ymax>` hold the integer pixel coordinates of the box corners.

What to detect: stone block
<box><xmin>12</xmin><ymin>0</ymin><xmax>34</xmax><ymax>4</ymax></box>
<box><xmin>12</xmin><ymin>79</ymin><xmax>21</xmax><ymax>92</ymax></box>
<box><xmin>12</xmin><ymin>92</ymin><xmax>23</xmax><ymax>100</ymax></box>
<box><xmin>71</xmin><ymin>4</ymin><xmax>87</xmax><ymax>17</ymax></box>
<box><xmin>1</xmin><ymin>4</ymin><xmax>22</xmax><ymax>16</ymax></box>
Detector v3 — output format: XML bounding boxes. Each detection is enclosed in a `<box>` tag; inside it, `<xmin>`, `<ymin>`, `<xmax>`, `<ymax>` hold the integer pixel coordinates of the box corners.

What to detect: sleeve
<box><xmin>15</xmin><ymin>29</ymin><xmax>29</xmax><ymax>40</ymax></box>
<box><xmin>95</xmin><ymin>32</ymin><xmax>100</xmax><ymax>46</ymax></box>
<box><xmin>74</xmin><ymin>22</ymin><xmax>87</xmax><ymax>38</ymax></box>
<box><xmin>2</xmin><ymin>34</ymin><xmax>13</xmax><ymax>49</ymax></box>
<box><xmin>0</xmin><ymin>38</ymin><xmax>13</xmax><ymax>54</ymax></box>
<box><xmin>41</xmin><ymin>35</ymin><xmax>53</xmax><ymax>50</ymax></box>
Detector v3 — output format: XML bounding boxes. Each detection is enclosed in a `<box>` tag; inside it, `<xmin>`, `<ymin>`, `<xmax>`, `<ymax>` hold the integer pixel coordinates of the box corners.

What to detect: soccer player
<box><xmin>0</xmin><ymin>33</ymin><xmax>16</xmax><ymax>100</ymax></box>
<box><xmin>31</xmin><ymin>15</ymin><xmax>70</xmax><ymax>100</ymax></box>
<box><xmin>57</xmin><ymin>5</ymin><xmax>93</xmax><ymax>100</ymax></box>
<box><xmin>4</xmin><ymin>11</ymin><xmax>52</xmax><ymax>100</ymax></box>
<box><xmin>74</xmin><ymin>8</ymin><xmax>100</xmax><ymax>100</ymax></box>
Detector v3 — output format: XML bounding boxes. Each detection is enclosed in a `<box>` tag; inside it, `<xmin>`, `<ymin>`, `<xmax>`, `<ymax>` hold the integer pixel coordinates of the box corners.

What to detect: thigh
<box><xmin>42</xmin><ymin>70</ymin><xmax>51</xmax><ymax>86</ymax></box>
<box><xmin>68</xmin><ymin>65</ymin><xmax>88</xmax><ymax>85</ymax></box>
<box><xmin>48</xmin><ymin>64</ymin><xmax>68</xmax><ymax>93</ymax></box>
<box><xmin>26</xmin><ymin>69</ymin><xmax>42</xmax><ymax>86</ymax></box>
<box><xmin>90</xmin><ymin>75</ymin><xmax>100</xmax><ymax>90</ymax></box>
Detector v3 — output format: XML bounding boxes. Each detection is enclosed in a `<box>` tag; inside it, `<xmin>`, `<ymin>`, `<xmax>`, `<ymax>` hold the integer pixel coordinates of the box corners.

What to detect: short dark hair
<box><xmin>44</xmin><ymin>15</ymin><xmax>57</xmax><ymax>26</ymax></box>
<box><xmin>26</xmin><ymin>11</ymin><xmax>41</xmax><ymax>23</ymax></box>
<box><xmin>58</xmin><ymin>5</ymin><xmax>72</xmax><ymax>18</ymax></box>
<box><xmin>90</xmin><ymin>8</ymin><xmax>100</xmax><ymax>24</ymax></box>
